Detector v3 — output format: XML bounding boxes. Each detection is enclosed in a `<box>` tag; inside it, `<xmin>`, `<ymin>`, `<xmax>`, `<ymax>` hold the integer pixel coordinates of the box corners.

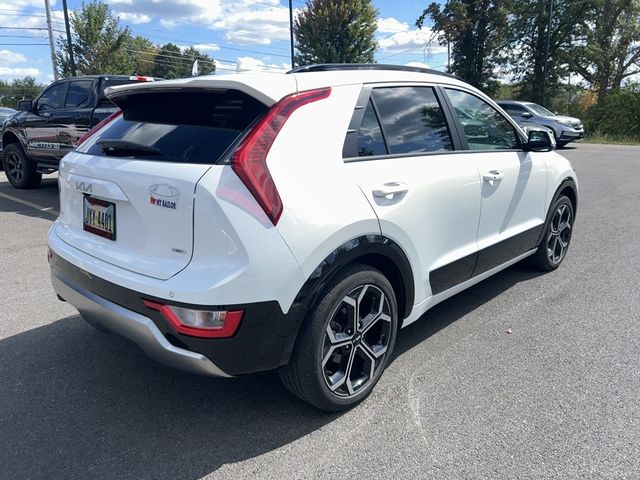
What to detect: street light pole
<box><xmin>44</xmin><ymin>0</ymin><xmax>59</xmax><ymax>80</ymax></box>
<box><xmin>289</xmin><ymin>0</ymin><xmax>295</xmax><ymax>69</ymax></box>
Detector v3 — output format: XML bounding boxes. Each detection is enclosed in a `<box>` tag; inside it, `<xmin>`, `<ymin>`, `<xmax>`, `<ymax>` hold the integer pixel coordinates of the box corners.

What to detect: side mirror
<box><xmin>526</xmin><ymin>129</ymin><xmax>555</xmax><ymax>152</ymax></box>
<box><xmin>18</xmin><ymin>99</ymin><xmax>33</xmax><ymax>112</ymax></box>
<box><xmin>521</xmin><ymin>111</ymin><xmax>533</xmax><ymax>119</ymax></box>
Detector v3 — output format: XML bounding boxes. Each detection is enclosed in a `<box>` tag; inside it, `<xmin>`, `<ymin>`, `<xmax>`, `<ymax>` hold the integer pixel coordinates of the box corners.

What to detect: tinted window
<box><xmin>357</xmin><ymin>100</ymin><xmax>387</xmax><ymax>156</ymax></box>
<box><xmin>446</xmin><ymin>89</ymin><xmax>519</xmax><ymax>150</ymax></box>
<box><xmin>37</xmin><ymin>83</ymin><xmax>67</xmax><ymax>111</ymax></box>
<box><xmin>371</xmin><ymin>87</ymin><xmax>452</xmax><ymax>154</ymax></box>
<box><xmin>65</xmin><ymin>81</ymin><xmax>93</xmax><ymax>108</ymax></box>
<box><xmin>501</xmin><ymin>104</ymin><xmax>526</xmax><ymax>114</ymax></box>
<box><xmin>78</xmin><ymin>90</ymin><xmax>268</xmax><ymax>165</ymax></box>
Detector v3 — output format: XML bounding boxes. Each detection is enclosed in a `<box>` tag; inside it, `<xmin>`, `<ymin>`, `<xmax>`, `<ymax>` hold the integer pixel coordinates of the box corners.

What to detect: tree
<box><xmin>0</xmin><ymin>77</ymin><xmax>44</xmax><ymax>107</ymax></box>
<box><xmin>294</xmin><ymin>0</ymin><xmax>378</xmax><ymax>65</ymax></box>
<box><xmin>506</xmin><ymin>0</ymin><xmax>592</xmax><ymax>105</ymax></box>
<box><xmin>152</xmin><ymin>43</ymin><xmax>183</xmax><ymax>79</ymax></box>
<box><xmin>56</xmin><ymin>0</ymin><xmax>131</xmax><ymax>77</ymax></box>
<box><xmin>151</xmin><ymin>44</ymin><xmax>216</xmax><ymax>79</ymax></box>
<box><xmin>123</xmin><ymin>35</ymin><xmax>159</xmax><ymax>77</ymax></box>
<box><xmin>570</xmin><ymin>0</ymin><xmax>640</xmax><ymax>101</ymax></box>
<box><xmin>416</xmin><ymin>0</ymin><xmax>509</xmax><ymax>95</ymax></box>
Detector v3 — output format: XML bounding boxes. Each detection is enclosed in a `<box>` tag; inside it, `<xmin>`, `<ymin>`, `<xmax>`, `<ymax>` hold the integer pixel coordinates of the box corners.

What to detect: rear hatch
<box><xmin>55</xmin><ymin>86</ymin><xmax>270</xmax><ymax>280</ymax></box>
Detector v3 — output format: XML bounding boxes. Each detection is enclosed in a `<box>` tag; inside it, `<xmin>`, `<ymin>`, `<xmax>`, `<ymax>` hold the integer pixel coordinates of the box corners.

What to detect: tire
<box><xmin>2</xmin><ymin>143</ymin><xmax>42</xmax><ymax>189</ymax></box>
<box><xmin>279</xmin><ymin>264</ymin><xmax>398</xmax><ymax>411</ymax></box>
<box><xmin>530</xmin><ymin>195</ymin><xmax>574</xmax><ymax>271</ymax></box>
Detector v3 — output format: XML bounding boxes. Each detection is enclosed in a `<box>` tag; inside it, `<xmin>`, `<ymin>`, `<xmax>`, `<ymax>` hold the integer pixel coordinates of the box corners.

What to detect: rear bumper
<box><xmin>52</xmin><ymin>266</ymin><xmax>231</xmax><ymax>377</ymax></box>
<box><xmin>49</xmin><ymin>252</ymin><xmax>302</xmax><ymax>376</ymax></box>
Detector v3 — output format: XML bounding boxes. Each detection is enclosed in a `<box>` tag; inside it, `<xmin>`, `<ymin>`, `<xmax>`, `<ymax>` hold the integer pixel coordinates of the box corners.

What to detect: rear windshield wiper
<box><xmin>96</xmin><ymin>139</ymin><xmax>163</xmax><ymax>157</ymax></box>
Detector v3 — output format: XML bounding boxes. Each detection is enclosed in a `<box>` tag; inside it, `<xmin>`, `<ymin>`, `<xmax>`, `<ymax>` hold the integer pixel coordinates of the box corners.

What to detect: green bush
<box><xmin>585</xmin><ymin>85</ymin><xmax>640</xmax><ymax>140</ymax></box>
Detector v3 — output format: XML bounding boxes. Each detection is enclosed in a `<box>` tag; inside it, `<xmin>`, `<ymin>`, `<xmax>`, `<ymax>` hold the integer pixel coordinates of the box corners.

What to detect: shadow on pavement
<box><xmin>0</xmin><ymin>262</ymin><xmax>545</xmax><ymax>480</ymax></box>
<box><xmin>0</xmin><ymin>176</ymin><xmax>60</xmax><ymax>221</ymax></box>
<box><xmin>393</xmin><ymin>263</ymin><xmax>544</xmax><ymax>359</ymax></box>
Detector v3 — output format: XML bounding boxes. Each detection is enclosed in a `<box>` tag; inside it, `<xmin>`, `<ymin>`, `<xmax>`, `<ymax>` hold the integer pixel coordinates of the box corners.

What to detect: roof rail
<box><xmin>288</xmin><ymin>63</ymin><xmax>459</xmax><ymax>80</ymax></box>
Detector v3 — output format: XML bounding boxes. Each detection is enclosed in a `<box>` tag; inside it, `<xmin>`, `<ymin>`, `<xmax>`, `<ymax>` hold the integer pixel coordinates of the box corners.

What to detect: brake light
<box><xmin>231</xmin><ymin>87</ymin><xmax>331</xmax><ymax>225</ymax></box>
<box><xmin>143</xmin><ymin>300</ymin><xmax>244</xmax><ymax>339</ymax></box>
<box><xmin>129</xmin><ymin>75</ymin><xmax>154</xmax><ymax>82</ymax></box>
<box><xmin>76</xmin><ymin>110</ymin><xmax>122</xmax><ymax>147</ymax></box>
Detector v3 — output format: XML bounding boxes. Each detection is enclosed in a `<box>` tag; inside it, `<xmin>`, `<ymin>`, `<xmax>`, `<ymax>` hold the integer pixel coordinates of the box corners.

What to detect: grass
<box><xmin>582</xmin><ymin>133</ymin><xmax>640</xmax><ymax>146</ymax></box>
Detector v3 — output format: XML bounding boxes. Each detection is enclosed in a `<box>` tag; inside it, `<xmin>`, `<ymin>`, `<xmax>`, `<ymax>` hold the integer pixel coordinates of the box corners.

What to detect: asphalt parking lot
<box><xmin>1</xmin><ymin>142</ymin><xmax>639</xmax><ymax>479</ymax></box>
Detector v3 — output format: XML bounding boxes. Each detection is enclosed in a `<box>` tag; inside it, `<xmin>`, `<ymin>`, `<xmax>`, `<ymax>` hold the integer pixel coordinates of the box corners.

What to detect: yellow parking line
<box><xmin>0</xmin><ymin>191</ymin><xmax>60</xmax><ymax>217</ymax></box>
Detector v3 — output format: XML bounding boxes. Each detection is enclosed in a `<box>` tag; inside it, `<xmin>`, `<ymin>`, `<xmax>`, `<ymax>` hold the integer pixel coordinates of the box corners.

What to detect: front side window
<box><xmin>37</xmin><ymin>83</ymin><xmax>67</xmax><ymax>111</ymax></box>
<box><xmin>446</xmin><ymin>89</ymin><xmax>519</xmax><ymax>150</ymax></box>
<box><xmin>371</xmin><ymin>86</ymin><xmax>453</xmax><ymax>154</ymax></box>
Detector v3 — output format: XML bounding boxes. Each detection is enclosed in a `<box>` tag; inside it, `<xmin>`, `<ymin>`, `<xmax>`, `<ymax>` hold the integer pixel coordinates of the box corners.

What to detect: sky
<box><xmin>0</xmin><ymin>0</ymin><xmax>449</xmax><ymax>84</ymax></box>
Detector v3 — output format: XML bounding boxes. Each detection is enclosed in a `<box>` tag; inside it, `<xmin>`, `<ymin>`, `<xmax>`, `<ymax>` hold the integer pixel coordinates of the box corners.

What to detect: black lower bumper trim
<box><xmin>50</xmin><ymin>253</ymin><xmax>301</xmax><ymax>376</ymax></box>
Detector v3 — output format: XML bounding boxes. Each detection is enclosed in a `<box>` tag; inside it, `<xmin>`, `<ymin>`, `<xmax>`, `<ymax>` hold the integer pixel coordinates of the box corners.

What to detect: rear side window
<box><xmin>78</xmin><ymin>90</ymin><xmax>268</xmax><ymax>165</ymax></box>
<box><xmin>371</xmin><ymin>87</ymin><xmax>453</xmax><ymax>154</ymax></box>
<box><xmin>357</xmin><ymin>100</ymin><xmax>386</xmax><ymax>156</ymax></box>
<box><xmin>65</xmin><ymin>80</ymin><xmax>93</xmax><ymax>108</ymax></box>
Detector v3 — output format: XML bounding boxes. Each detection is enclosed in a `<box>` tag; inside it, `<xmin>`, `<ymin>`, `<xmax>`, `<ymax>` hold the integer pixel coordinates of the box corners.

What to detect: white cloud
<box><xmin>159</xmin><ymin>18</ymin><xmax>177</xmax><ymax>29</ymax></box>
<box><xmin>377</xmin><ymin>17</ymin><xmax>409</xmax><ymax>34</ymax></box>
<box><xmin>193</xmin><ymin>43</ymin><xmax>220</xmax><ymax>52</ymax></box>
<box><xmin>378</xmin><ymin>28</ymin><xmax>447</xmax><ymax>55</ymax></box>
<box><xmin>116</xmin><ymin>12</ymin><xmax>151</xmax><ymax>24</ymax></box>
<box><xmin>235</xmin><ymin>56</ymin><xmax>289</xmax><ymax>72</ymax></box>
<box><xmin>0</xmin><ymin>67</ymin><xmax>41</xmax><ymax>79</ymax></box>
<box><xmin>214</xmin><ymin>6</ymin><xmax>291</xmax><ymax>46</ymax></box>
<box><xmin>0</xmin><ymin>50</ymin><xmax>27</xmax><ymax>65</ymax></box>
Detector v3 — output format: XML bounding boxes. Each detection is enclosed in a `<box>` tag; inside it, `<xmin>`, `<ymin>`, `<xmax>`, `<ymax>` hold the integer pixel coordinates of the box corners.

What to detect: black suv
<box><xmin>1</xmin><ymin>75</ymin><xmax>158</xmax><ymax>188</ymax></box>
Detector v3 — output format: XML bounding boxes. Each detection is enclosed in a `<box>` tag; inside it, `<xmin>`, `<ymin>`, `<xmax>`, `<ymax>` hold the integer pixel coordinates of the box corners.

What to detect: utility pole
<box><xmin>62</xmin><ymin>0</ymin><xmax>76</xmax><ymax>76</ymax></box>
<box><xmin>541</xmin><ymin>0</ymin><xmax>554</xmax><ymax>106</ymax></box>
<box><xmin>289</xmin><ymin>0</ymin><xmax>295</xmax><ymax>69</ymax></box>
<box><xmin>44</xmin><ymin>0</ymin><xmax>59</xmax><ymax>80</ymax></box>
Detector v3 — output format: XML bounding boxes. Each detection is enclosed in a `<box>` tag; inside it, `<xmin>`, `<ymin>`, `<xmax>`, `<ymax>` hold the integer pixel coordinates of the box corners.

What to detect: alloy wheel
<box><xmin>547</xmin><ymin>203</ymin><xmax>572</xmax><ymax>265</ymax></box>
<box><xmin>321</xmin><ymin>284</ymin><xmax>392</xmax><ymax>397</ymax></box>
<box><xmin>6</xmin><ymin>151</ymin><xmax>24</xmax><ymax>184</ymax></box>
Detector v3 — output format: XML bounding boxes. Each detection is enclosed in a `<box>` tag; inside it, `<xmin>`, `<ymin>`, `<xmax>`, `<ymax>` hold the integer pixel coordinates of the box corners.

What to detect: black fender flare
<box><xmin>290</xmin><ymin>234</ymin><xmax>415</xmax><ymax>321</ymax></box>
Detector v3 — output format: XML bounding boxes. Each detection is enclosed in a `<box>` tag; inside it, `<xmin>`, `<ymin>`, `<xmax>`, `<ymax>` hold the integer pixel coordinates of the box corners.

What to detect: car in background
<box><xmin>0</xmin><ymin>107</ymin><xmax>17</xmax><ymax>159</ymax></box>
<box><xmin>1</xmin><ymin>75</ymin><xmax>158</xmax><ymax>188</ymax></box>
<box><xmin>497</xmin><ymin>100</ymin><xmax>584</xmax><ymax>147</ymax></box>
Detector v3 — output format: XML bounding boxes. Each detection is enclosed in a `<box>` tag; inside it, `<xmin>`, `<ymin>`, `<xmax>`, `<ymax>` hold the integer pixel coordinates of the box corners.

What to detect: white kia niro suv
<box><xmin>48</xmin><ymin>64</ymin><xmax>578</xmax><ymax>411</ymax></box>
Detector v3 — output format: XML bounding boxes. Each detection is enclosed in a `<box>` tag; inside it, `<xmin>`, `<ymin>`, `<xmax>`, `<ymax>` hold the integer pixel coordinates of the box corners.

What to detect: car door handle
<box><xmin>482</xmin><ymin>170</ymin><xmax>504</xmax><ymax>185</ymax></box>
<box><xmin>372</xmin><ymin>182</ymin><xmax>409</xmax><ymax>197</ymax></box>
<box><xmin>41</xmin><ymin>112</ymin><xmax>52</xmax><ymax>118</ymax></box>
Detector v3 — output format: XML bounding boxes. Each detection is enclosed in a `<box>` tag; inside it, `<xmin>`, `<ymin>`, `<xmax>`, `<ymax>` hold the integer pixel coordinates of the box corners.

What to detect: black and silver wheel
<box><xmin>532</xmin><ymin>195</ymin><xmax>574</xmax><ymax>270</ymax></box>
<box><xmin>279</xmin><ymin>264</ymin><xmax>398</xmax><ymax>411</ymax></box>
<box><xmin>2</xmin><ymin>143</ymin><xmax>41</xmax><ymax>189</ymax></box>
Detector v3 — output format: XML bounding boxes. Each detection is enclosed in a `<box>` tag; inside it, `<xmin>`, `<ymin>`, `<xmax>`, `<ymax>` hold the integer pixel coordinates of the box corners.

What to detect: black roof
<box><xmin>288</xmin><ymin>63</ymin><xmax>458</xmax><ymax>80</ymax></box>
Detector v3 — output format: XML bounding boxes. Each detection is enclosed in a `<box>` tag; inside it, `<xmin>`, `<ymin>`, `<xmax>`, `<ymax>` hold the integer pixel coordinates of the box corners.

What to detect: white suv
<box><xmin>48</xmin><ymin>64</ymin><xmax>577</xmax><ymax>411</ymax></box>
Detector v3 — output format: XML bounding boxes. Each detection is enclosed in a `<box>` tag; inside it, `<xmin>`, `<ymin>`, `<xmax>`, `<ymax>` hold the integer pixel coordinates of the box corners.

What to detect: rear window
<box><xmin>78</xmin><ymin>90</ymin><xmax>268</xmax><ymax>165</ymax></box>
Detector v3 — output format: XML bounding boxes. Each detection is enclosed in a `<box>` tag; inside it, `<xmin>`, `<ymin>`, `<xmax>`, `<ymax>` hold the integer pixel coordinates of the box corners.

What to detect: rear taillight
<box><xmin>76</xmin><ymin>110</ymin><xmax>122</xmax><ymax>147</ymax></box>
<box><xmin>143</xmin><ymin>300</ymin><xmax>244</xmax><ymax>339</ymax></box>
<box><xmin>230</xmin><ymin>87</ymin><xmax>331</xmax><ymax>225</ymax></box>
